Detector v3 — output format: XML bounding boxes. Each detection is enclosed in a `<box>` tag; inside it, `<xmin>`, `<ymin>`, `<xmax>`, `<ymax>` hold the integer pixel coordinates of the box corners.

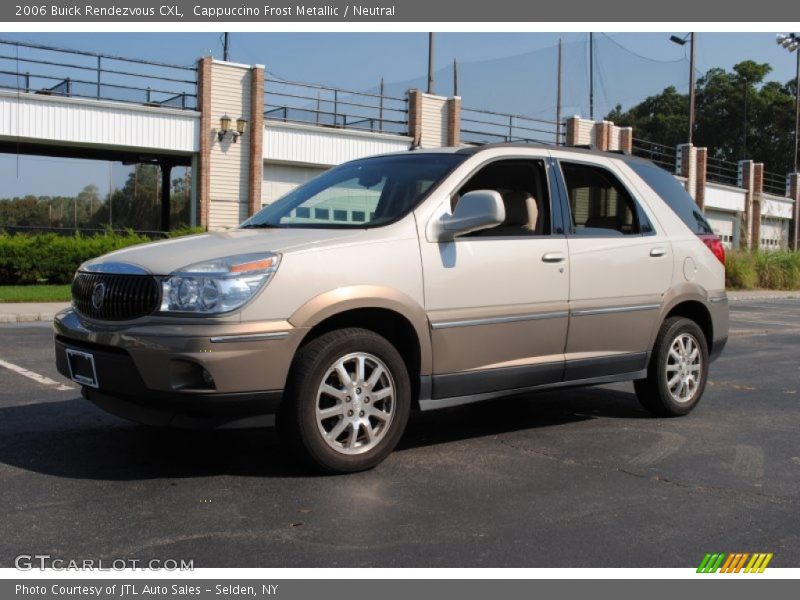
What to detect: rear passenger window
<box><xmin>560</xmin><ymin>162</ymin><xmax>644</xmax><ymax>236</ymax></box>
<box><xmin>626</xmin><ymin>161</ymin><xmax>714</xmax><ymax>235</ymax></box>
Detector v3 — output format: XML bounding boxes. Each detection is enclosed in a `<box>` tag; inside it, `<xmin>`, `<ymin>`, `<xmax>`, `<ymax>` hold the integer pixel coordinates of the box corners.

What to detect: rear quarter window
<box><xmin>627</xmin><ymin>161</ymin><xmax>714</xmax><ymax>235</ymax></box>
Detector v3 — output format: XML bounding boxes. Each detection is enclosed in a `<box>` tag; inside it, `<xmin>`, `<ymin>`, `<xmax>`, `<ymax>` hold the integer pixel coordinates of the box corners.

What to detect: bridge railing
<box><xmin>460</xmin><ymin>107</ymin><xmax>563</xmax><ymax>146</ymax></box>
<box><xmin>705</xmin><ymin>155</ymin><xmax>740</xmax><ymax>188</ymax></box>
<box><xmin>264</xmin><ymin>75</ymin><xmax>409</xmax><ymax>136</ymax></box>
<box><xmin>0</xmin><ymin>38</ymin><xmax>198</xmax><ymax>110</ymax></box>
<box><xmin>763</xmin><ymin>170</ymin><xmax>787</xmax><ymax>196</ymax></box>
<box><xmin>631</xmin><ymin>138</ymin><xmax>677</xmax><ymax>171</ymax></box>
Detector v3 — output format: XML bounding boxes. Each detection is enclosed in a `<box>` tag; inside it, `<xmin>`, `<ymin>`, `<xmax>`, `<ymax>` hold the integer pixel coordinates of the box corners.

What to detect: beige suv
<box><xmin>55</xmin><ymin>144</ymin><xmax>729</xmax><ymax>473</ymax></box>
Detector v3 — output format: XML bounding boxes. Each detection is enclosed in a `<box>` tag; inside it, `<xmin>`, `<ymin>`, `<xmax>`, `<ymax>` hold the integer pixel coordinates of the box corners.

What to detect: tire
<box><xmin>634</xmin><ymin>316</ymin><xmax>709</xmax><ymax>417</ymax></box>
<box><xmin>278</xmin><ymin>327</ymin><xmax>411</xmax><ymax>473</ymax></box>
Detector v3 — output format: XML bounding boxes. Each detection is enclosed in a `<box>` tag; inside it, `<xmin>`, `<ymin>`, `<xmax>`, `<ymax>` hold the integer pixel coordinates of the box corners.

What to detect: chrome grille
<box><xmin>72</xmin><ymin>272</ymin><xmax>160</xmax><ymax>321</ymax></box>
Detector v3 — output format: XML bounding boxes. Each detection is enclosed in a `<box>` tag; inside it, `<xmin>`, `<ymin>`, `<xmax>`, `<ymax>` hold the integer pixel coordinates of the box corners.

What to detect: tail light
<box><xmin>698</xmin><ymin>233</ymin><xmax>725</xmax><ymax>265</ymax></box>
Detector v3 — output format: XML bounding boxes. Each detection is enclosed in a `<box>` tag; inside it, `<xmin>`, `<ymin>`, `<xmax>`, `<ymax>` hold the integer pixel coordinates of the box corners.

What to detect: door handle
<box><xmin>650</xmin><ymin>247</ymin><xmax>667</xmax><ymax>257</ymax></box>
<box><xmin>542</xmin><ymin>252</ymin><xmax>566</xmax><ymax>263</ymax></box>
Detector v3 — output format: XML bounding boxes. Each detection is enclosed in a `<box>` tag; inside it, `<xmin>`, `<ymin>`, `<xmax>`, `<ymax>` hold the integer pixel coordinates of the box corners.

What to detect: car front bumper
<box><xmin>54</xmin><ymin>308</ymin><xmax>308</xmax><ymax>428</ymax></box>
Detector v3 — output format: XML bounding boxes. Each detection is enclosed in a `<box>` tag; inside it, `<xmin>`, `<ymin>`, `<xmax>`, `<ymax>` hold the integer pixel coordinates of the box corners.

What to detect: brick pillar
<box><xmin>752</xmin><ymin>163</ymin><xmax>764</xmax><ymax>250</ymax></box>
<box><xmin>594</xmin><ymin>121</ymin><xmax>612</xmax><ymax>152</ymax></box>
<box><xmin>446</xmin><ymin>97</ymin><xmax>461</xmax><ymax>146</ymax></box>
<box><xmin>565</xmin><ymin>116</ymin><xmax>580</xmax><ymax>146</ymax></box>
<box><xmin>619</xmin><ymin>127</ymin><xmax>633</xmax><ymax>155</ymax></box>
<box><xmin>407</xmin><ymin>88</ymin><xmax>422</xmax><ymax>147</ymax></box>
<box><xmin>789</xmin><ymin>173</ymin><xmax>800</xmax><ymax>251</ymax></box>
<box><xmin>738</xmin><ymin>160</ymin><xmax>755</xmax><ymax>250</ymax></box>
<box><xmin>248</xmin><ymin>65</ymin><xmax>264</xmax><ymax>217</ymax></box>
<box><xmin>695</xmin><ymin>147</ymin><xmax>707</xmax><ymax>210</ymax></box>
<box><xmin>196</xmin><ymin>56</ymin><xmax>212</xmax><ymax>229</ymax></box>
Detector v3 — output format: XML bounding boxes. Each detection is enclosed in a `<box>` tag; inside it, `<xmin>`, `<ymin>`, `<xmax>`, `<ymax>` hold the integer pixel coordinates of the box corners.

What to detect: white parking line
<box><xmin>0</xmin><ymin>358</ymin><xmax>74</xmax><ymax>391</ymax></box>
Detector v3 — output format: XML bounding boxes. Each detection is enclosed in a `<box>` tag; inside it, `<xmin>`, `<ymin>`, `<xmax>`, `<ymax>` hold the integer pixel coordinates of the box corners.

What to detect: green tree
<box><xmin>607</xmin><ymin>61</ymin><xmax>798</xmax><ymax>174</ymax></box>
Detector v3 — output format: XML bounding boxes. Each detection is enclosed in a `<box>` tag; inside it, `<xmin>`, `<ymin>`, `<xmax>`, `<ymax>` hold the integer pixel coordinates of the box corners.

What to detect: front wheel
<box><xmin>634</xmin><ymin>317</ymin><xmax>709</xmax><ymax>417</ymax></box>
<box><xmin>278</xmin><ymin>328</ymin><xmax>411</xmax><ymax>473</ymax></box>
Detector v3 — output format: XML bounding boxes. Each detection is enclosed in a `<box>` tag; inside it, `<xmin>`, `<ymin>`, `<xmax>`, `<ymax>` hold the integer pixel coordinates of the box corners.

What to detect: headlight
<box><xmin>159</xmin><ymin>253</ymin><xmax>280</xmax><ymax>314</ymax></box>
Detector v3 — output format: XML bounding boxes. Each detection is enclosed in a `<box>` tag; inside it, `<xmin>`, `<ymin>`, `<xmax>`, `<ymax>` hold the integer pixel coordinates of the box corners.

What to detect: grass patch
<box><xmin>725</xmin><ymin>250</ymin><xmax>800</xmax><ymax>290</ymax></box>
<box><xmin>0</xmin><ymin>284</ymin><xmax>72</xmax><ymax>303</ymax></box>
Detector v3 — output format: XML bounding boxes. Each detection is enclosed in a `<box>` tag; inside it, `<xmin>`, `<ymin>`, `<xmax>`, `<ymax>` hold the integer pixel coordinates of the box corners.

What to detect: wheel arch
<box><xmin>288</xmin><ymin>286</ymin><xmax>432</xmax><ymax>408</ymax></box>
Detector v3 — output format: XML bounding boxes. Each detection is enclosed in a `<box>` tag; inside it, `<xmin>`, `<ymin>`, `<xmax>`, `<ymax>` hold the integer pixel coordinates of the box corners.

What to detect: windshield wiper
<box><xmin>240</xmin><ymin>222</ymin><xmax>283</xmax><ymax>229</ymax></box>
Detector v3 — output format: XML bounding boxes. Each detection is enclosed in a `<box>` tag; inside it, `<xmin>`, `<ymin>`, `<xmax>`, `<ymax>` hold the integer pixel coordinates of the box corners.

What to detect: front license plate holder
<box><xmin>66</xmin><ymin>348</ymin><xmax>99</xmax><ymax>388</ymax></box>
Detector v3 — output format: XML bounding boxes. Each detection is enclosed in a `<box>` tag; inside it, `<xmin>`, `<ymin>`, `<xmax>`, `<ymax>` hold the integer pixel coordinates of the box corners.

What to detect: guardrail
<box><xmin>631</xmin><ymin>138</ymin><xmax>676</xmax><ymax>171</ymax></box>
<box><xmin>264</xmin><ymin>75</ymin><xmax>408</xmax><ymax>136</ymax></box>
<box><xmin>0</xmin><ymin>38</ymin><xmax>198</xmax><ymax>110</ymax></box>
<box><xmin>763</xmin><ymin>170</ymin><xmax>787</xmax><ymax>196</ymax></box>
<box><xmin>705</xmin><ymin>155</ymin><xmax>740</xmax><ymax>188</ymax></box>
<box><xmin>460</xmin><ymin>107</ymin><xmax>563</xmax><ymax>146</ymax></box>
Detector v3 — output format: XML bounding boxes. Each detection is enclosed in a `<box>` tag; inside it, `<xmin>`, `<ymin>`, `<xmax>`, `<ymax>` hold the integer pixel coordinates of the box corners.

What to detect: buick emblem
<box><xmin>91</xmin><ymin>282</ymin><xmax>106</xmax><ymax>310</ymax></box>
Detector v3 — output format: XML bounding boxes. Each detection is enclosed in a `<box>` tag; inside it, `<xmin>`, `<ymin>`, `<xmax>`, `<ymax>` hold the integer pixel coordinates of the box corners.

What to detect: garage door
<box><xmin>262</xmin><ymin>163</ymin><xmax>327</xmax><ymax>206</ymax></box>
<box><xmin>705</xmin><ymin>211</ymin><xmax>737</xmax><ymax>248</ymax></box>
<box><xmin>760</xmin><ymin>218</ymin><xmax>788</xmax><ymax>250</ymax></box>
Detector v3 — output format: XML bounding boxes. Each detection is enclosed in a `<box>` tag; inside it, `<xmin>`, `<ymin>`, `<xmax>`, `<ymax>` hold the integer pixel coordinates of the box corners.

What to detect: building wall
<box><xmin>207</xmin><ymin>60</ymin><xmax>252</xmax><ymax>229</ymax></box>
<box><xmin>262</xmin><ymin>163</ymin><xmax>324</xmax><ymax>206</ymax></box>
<box><xmin>264</xmin><ymin>121</ymin><xmax>411</xmax><ymax>167</ymax></box>
<box><xmin>0</xmin><ymin>89</ymin><xmax>198</xmax><ymax>153</ymax></box>
<box><xmin>261</xmin><ymin>121</ymin><xmax>412</xmax><ymax>207</ymax></box>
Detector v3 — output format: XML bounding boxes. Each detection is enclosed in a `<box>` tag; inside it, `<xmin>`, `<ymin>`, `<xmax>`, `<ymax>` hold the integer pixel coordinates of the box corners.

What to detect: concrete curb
<box><xmin>0</xmin><ymin>302</ymin><xmax>69</xmax><ymax>324</ymax></box>
<box><xmin>727</xmin><ymin>291</ymin><xmax>800</xmax><ymax>301</ymax></box>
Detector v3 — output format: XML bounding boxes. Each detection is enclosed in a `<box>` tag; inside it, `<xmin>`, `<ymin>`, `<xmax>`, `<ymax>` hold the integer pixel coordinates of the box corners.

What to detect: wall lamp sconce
<box><xmin>218</xmin><ymin>115</ymin><xmax>248</xmax><ymax>143</ymax></box>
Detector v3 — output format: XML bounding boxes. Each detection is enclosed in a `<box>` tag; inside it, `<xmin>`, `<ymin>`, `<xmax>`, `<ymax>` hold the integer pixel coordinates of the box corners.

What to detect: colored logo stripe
<box><xmin>697</xmin><ymin>552</ymin><xmax>773</xmax><ymax>573</ymax></box>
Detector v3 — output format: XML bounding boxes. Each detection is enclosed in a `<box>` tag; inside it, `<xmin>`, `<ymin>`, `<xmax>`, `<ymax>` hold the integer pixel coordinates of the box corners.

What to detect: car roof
<box><xmin>451</xmin><ymin>142</ymin><xmax>655</xmax><ymax>166</ymax></box>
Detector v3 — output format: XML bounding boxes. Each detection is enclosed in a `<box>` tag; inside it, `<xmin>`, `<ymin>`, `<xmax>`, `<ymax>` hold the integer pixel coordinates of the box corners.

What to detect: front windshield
<box><xmin>242</xmin><ymin>153</ymin><xmax>466</xmax><ymax>229</ymax></box>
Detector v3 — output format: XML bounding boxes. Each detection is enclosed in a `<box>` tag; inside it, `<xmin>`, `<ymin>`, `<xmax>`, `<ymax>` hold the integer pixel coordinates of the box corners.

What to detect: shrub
<box><xmin>725</xmin><ymin>249</ymin><xmax>800</xmax><ymax>290</ymax></box>
<box><xmin>724</xmin><ymin>250</ymin><xmax>758</xmax><ymax>290</ymax></box>
<box><xmin>0</xmin><ymin>230</ymin><xmax>163</xmax><ymax>284</ymax></box>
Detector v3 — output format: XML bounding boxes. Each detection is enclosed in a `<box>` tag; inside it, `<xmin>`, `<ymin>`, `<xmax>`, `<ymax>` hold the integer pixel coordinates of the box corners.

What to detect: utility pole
<box><xmin>556</xmin><ymin>38</ymin><xmax>563</xmax><ymax>144</ymax></box>
<box><xmin>223</xmin><ymin>33</ymin><xmax>230</xmax><ymax>61</ymax></box>
<box><xmin>589</xmin><ymin>33</ymin><xmax>594</xmax><ymax>120</ymax></box>
<box><xmin>453</xmin><ymin>59</ymin><xmax>459</xmax><ymax>97</ymax></box>
<box><xmin>427</xmin><ymin>33</ymin><xmax>435</xmax><ymax>94</ymax></box>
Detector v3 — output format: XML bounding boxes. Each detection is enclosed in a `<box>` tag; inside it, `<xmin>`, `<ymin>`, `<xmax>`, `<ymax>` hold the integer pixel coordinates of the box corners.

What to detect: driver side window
<box><xmin>452</xmin><ymin>159</ymin><xmax>551</xmax><ymax>237</ymax></box>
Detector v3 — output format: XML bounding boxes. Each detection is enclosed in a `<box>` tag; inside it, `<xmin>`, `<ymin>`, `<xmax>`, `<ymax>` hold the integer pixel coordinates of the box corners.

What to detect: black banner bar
<box><xmin>1</xmin><ymin>0</ymin><xmax>795</xmax><ymax>22</ymax></box>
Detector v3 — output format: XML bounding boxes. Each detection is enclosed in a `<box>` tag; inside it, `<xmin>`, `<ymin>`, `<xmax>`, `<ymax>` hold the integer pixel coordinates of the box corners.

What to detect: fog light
<box><xmin>201</xmin><ymin>368</ymin><xmax>215</xmax><ymax>388</ymax></box>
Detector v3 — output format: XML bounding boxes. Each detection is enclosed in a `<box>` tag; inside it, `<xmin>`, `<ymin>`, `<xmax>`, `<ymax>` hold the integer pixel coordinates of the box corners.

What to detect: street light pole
<box><xmin>670</xmin><ymin>33</ymin><xmax>696</xmax><ymax>144</ymax></box>
<box><xmin>795</xmin><ymin>47</ymin><xmax>799</xmax><ymax>172</ymax></box>
<box><xmin>777</xmin><ymin>33</ymin><xmax>800</xmax><ymax>173</ymax></box>
<box><xmin>689</xmin><ymin>33</ymin><xmax>696</xmax><ymax>145</ymax></box>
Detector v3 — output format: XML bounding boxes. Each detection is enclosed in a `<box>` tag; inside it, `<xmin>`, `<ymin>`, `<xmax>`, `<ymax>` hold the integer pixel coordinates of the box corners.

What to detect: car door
<box><xmin>551</xmin><ymin>153</ymin><xmax>673</xmax><ymax>380</ymax></box>
<box><xmin>418</xmin><ymin>154</ymin><xmax>570</xmax><ymax>402</ymax></box>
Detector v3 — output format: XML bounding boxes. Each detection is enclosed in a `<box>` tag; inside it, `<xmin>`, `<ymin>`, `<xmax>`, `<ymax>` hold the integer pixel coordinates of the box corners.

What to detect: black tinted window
<box><xmin>627</xmin><ymin>161</ymin><xmax>713</xmax><ymax>235</ymax></box>
<box><xmin>560</xmin><ymin>162</ymin><xmax>641</xmax><ymax>235</ymax></box>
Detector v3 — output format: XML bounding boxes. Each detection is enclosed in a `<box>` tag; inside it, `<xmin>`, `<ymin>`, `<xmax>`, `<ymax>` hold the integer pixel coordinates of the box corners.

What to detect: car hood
<box><xmin>84</xmin><ymin>228</ymin><xmax>363</xmax><ymax>275</ymax></box>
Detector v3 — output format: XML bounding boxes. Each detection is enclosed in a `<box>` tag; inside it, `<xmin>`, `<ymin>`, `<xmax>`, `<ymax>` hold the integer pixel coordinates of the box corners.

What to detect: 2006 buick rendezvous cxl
<box><xmin>55</xmin><ymin>144</ymin><xmax>729</xmax><ymax>473</ymax></box>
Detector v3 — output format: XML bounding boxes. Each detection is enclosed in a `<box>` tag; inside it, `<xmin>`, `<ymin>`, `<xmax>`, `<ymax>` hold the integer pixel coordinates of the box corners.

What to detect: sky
<box><xmin>1</xmin><ymin>32</ymin><xmax>798</xmax><ymax>198</ymax></box>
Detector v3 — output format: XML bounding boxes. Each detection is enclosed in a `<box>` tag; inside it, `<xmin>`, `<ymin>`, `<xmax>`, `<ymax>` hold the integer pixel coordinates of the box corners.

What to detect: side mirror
<box><xmin>437</xmin><ymin>190</ymin><xmax>505</xmax><ymax>241</ymax></box>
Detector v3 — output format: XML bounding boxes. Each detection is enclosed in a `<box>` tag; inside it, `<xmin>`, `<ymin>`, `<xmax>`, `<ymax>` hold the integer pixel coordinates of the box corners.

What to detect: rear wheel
<box><xmin>279</xmin><ymin>328</ymin><xmax>411</xmax><ymax>473</ymax></box>
<box><xmin>634</xmin><ymin>317</ymin><xmax>709</xmax><ymax>417</ymax></box>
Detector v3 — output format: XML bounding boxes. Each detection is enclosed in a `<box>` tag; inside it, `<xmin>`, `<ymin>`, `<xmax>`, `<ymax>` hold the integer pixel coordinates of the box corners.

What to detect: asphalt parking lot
<box><xmin>1</xmin><ymin>299</ymin><xmax>799</xmax><ymax>568</ymax></box>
